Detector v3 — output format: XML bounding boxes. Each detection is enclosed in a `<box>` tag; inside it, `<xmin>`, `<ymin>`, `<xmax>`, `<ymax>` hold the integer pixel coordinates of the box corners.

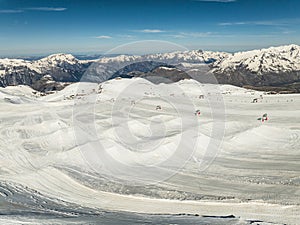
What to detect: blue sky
<box><xmin>0</xmin><ymin>0</ymin><xmax>300</xmax><ymax>56</ymax></box>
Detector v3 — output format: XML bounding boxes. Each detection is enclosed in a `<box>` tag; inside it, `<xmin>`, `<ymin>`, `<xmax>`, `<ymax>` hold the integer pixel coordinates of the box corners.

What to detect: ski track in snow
<box><xmin>0</xmin><ymin>78</ymin><xmax>299</xmax><ymax>224</ymax></box>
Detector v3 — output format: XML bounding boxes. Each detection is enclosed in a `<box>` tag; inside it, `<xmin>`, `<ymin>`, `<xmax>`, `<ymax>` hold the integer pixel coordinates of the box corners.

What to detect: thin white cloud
<box><xmin>219</xmin><ymin>22</ymin><xmax>246</xmax><ymax>26</ymax></box>
<box><xmin>95</xmin><ymin>35</ymin><xmax>112</xmax><ymax>39</ymax></box>
<box><xmin>166</xmin><ymin>32</ymin><xmax>214</xmax><ymax>38</ymax></box>
<box><xmin>219</xmin><ymin>21</ymin><xmax>280</xmax><ymax>26</ymax></box>
<box><xmin>218</xmin><ymin>18</ymin><xmax>300</xmax><ymax>26</ymax></box>
<box><xmin>118</xmin><ymin>34</ymin><xmax>136</xmax><ymax>39</ymax></box>
<box><xmin>166</xmin><ymin>34</ymin><xmax>187</xmax><ymax>39</ymax></box>
<box><xmin>195</xmin><ymin>0</ymin><xmax>236</xmax><ymax>2</ymax></box>
<box><xmin>0</xmin><ymin>7</ymin><xmax>67</xmax><ymax>13</ymax></box>
<box><xmin>281</xmin><ymin>30</ymin><xmax>295</xmax><ymax>34</ymax></box>
<box><xmin>135</xmin><ymin>29</ymin><xmax>166</xmax><ymax>33</ymax></box>
<box><xmin>165</xmin><ymin>31</ymin><xmax>236</xmax><ymax>39</ymax></box>
<box><xmin>0</xmin><ymin>9</ymin><xmax>23</xmax><ymax>13</ymax></box>
<box><xmin>24</xmin><ymin>7</ymin><xmax>67</xmax><ymax>11</ymax></box>
<box><xmin>181</xmin><ymin>32</ymin><xmax>213</xmax><ymax>37</ymax></box>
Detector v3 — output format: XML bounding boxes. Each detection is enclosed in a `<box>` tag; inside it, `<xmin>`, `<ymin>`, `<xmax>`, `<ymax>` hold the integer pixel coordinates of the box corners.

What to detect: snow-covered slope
<box><xmin>0</xmin><ymin>53</ymin><xmax>83</xmax><ymax>77</ymax></box>
<box><xmin>0</xmin><ymin>53</ymin><xmax>92</xmax><ymax>89</ymax></box>
<box><xmin>0</xmin><ymin>79</ymin><xmax>299</xmax><ymax>224</ymax></box>
<box><xmin>144</xmin><ymin>50</ymin><xmax>229</xmax><ymax>64</ymax></box>
<box><xmin>212</xmin><ymin>44</ymin><xmax>300</xmax><ymax>74</ymax></box>
<box><xmin>33</xmin><ymin>53</ymin><xmax>80</xmax><ymax>68</ymax></box>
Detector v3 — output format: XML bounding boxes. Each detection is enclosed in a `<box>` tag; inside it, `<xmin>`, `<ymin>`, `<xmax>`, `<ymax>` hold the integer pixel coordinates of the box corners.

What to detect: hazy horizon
<box><xmin>1</xmin><ymin>42</ymin><xmax>299</xmax><ymax>58</ymax></box>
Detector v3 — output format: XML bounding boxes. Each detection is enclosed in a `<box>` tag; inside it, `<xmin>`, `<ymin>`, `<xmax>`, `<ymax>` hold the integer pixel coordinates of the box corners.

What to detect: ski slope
<box><xmin>0</xmin><ymin>78</ymin><xmax>299</xmax><ymax>224</ymax></box>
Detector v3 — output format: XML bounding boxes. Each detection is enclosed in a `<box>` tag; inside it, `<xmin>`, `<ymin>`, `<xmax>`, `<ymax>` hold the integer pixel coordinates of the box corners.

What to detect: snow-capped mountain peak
<box><xmin>37</xmin><ymin>53</ymin><xmax>79</xmax><ymax>66</ymax></box>
<box><xmin>1</xmin><ymin>44</ymin><xmax>300</xmax><ymax>92</ymax></box>
<box><xmin>212</xmin><ymin>44</ymin><xmax>300</xmax><ymax>74</ymax></box>
<box><xmin>97</xmin><ymin>50</ymin><xmax>230</xmax><ymax>65</ymax></box>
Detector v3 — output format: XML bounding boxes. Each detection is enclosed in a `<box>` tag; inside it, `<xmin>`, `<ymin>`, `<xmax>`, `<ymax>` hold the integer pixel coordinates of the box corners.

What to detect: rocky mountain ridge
<box><xmin>1</xmin><ymin>44</ymin><xmax>300</xmax><ymax>92</ymax></box>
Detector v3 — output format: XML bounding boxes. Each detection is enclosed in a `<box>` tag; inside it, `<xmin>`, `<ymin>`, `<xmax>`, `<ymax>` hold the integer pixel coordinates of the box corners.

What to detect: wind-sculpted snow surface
<box><xmin>0</xmin><ymin>79</ymin><xmax>299</xmax><ymax>224</ymax></box>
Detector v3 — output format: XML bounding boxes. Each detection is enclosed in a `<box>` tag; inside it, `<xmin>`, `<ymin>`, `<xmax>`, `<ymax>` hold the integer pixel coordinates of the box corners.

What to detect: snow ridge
<box><xmin>0</xmin><ymin>53</ymin><xmax>87</xmax><ymax>77</ymax></box>
<box><xmin>211</xmin><ymin>44</ymin><xmax>300</xmax><ymax>74</ymax></box>
<box><xmin>98</xmin><ymin>50</ymin><xmax>229</xmax><ymax>64</ymax></box>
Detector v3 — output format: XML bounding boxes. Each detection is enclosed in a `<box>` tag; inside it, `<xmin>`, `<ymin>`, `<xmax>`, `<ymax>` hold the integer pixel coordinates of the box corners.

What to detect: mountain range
<box><xmin>1</xmin><ymin>44</ymin><xmax>300</xmax><ymax>93</ymax></box>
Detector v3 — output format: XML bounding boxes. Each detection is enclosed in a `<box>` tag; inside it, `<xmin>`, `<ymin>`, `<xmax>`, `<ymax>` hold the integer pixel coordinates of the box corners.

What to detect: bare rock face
<box><xmin>140</xmin><ymin>66</ymin><xmax>192</xmax><ymax>84</ymax></box>
<box><xmin>31</xmin><ymin>75</ymin><xmax>69</xmax><ymax>92</ymax></box>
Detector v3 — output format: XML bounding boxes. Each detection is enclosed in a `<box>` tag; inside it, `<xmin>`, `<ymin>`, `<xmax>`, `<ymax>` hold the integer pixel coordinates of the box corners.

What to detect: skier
<box><xmin>258</xmin><ymin>113</ymin><xmax>268</xmax><ymax>122</ymax></box>
<box><xmin>195</xmin><ymin>110</ymin><xmax>201</xmax><ymax>116</ymax></box>
<box><xmin>262</xmin><ymin>113</ymin><xmax>268</xmax><ymax>121</ymax></box>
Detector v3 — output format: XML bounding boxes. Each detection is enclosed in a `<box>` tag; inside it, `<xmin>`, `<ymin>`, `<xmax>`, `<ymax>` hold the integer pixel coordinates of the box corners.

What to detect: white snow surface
<box><xmin>0</xmin><ymin>78</ymin><xmax>299</xmax><ymax>224</ymax></box>
<box><xmin>212</xmin><ymin>44</ymin><xmax>300</xmax><ymax>74</ymax></box>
